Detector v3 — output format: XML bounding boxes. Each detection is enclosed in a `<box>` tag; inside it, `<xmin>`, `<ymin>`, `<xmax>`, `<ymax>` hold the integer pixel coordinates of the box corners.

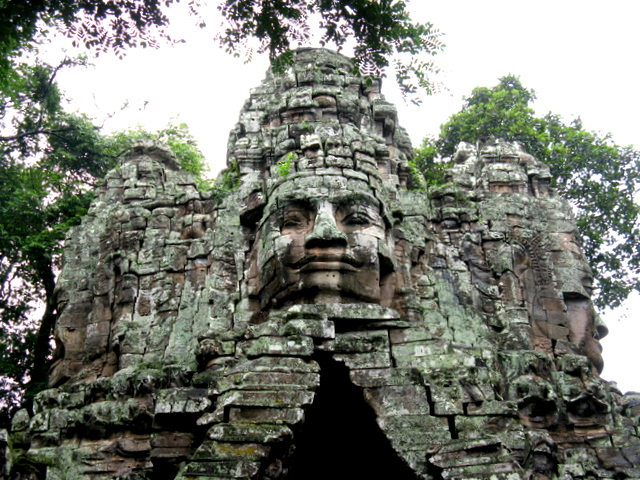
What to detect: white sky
<box><xmin>44</xmin><ymin>0</ymin><xmax>639</xmax><ymax>393</ymax></box>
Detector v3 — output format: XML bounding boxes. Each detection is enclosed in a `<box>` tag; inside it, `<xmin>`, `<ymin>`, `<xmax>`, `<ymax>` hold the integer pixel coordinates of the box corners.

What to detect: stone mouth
<box><xmin>299</xmin><ymin>261</ymin><xmax>358</xmax><ymax>273</ymax></box>
<box><xmin>294</xmin><ymin>253</ymin><xmax>361</xmax><ymax>271</ymax></box>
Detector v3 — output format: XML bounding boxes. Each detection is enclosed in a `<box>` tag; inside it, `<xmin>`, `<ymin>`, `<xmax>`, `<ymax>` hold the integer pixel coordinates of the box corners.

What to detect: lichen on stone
<box><xmin>5</xmin><ymin>48</ymin><xmax>638</xmax><ymax>480</ymax></box>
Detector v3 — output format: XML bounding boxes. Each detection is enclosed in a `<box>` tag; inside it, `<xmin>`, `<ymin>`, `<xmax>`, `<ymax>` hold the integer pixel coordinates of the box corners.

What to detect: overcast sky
<box><xmin>46</xmin><ymin>0</ymin><xmax>640</xmax><ymax>392</ymax></box>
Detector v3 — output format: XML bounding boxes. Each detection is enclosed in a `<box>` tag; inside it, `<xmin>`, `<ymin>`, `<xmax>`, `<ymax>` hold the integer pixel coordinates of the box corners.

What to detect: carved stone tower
<box><xmin>6</xmin><ymin>48</ymin><xmax>639</xmax><ymax>479</ymax></box>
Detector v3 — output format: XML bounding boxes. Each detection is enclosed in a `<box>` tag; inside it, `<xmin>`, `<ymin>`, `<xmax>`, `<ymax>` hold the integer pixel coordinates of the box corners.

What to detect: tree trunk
<box><xmin>24</xmin><ymin>251</ymin><xmax>57</xmax><ymax>413</ymax></box>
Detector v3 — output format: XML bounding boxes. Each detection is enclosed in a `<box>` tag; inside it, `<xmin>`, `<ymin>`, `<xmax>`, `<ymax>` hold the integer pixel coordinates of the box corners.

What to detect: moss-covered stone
<box><xmin>8</xmin><ymin>48</ymin><xmax>638</xmax><ymax>480</ymax></box>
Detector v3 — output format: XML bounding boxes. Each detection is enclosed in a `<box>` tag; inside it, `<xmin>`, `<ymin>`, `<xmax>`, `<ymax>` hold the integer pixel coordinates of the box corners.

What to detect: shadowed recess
<box><xmin>287</xmin><ymin>356</ymin><xmax>418</xmax><ymax>480</ymax></box>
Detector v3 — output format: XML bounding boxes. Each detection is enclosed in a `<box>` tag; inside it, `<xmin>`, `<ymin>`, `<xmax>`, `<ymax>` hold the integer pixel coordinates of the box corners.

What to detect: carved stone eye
<box><xmin>342</xmin><ymin>212</ymin><xmax>372</xmax><ymax>226</ymax></box>
<box><xmin>338</xmin><ymin>201</ymin><xmax>381</xmax><ymax>229</ymax></box>
<box><xmin>283</xmin><ymin>212</ymin><xmax>307</xmax><ymax>227</ymax></box>
<box><xmin>281</xmin><ymin>205</ymin><xmax>312</xmax><ymax>232</ymax></box>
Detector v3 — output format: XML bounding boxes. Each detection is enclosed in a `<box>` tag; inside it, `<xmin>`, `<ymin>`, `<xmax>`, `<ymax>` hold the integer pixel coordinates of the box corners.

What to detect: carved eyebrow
<box><xmin>275</xmin><ymin>197</ymin><xmax>314</xmax><ymax>211</ymax></box>
<box><xmin>332</xmin><ymin>192</ymin><xmax>381</xmax><ymax>209</ymax></box>
<box><xmin>259</xmin><ymin>200</ymin><xmax>313</xmax><ymax>230</ymax></box>
<box><xmin>280</xmin><ymin>203</ymin><xmax>313</xmax><ymax>220</ymax></box>
<box><xmin>338</xmin><ymin>204</ymin><xmax>384</xmax><ymax>228</ymax></box>
<box><xmin>260</xmin><ymin>192</ymin><xmax>382</xmax><ymax>230</ymax></box>
<box><xmin>339</xmin><ymin>204</ymin><xmax>380</xmax><ymax>215</ymax></box>
<box><xmin>264</xmin><ymin>196</ymin><xmax>312</xmax><ymax>211</ymax></box>
<box><xmin>281</xmin><ymin>209</ymin><xmax>312</xmax><ymax>231</ymax></box>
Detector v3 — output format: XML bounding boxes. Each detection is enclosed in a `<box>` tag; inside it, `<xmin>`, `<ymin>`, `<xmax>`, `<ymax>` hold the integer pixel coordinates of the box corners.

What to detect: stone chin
<box><xmin>274</xmin><ymin>269</ymin><xmax>383</xmax><ymax>307</ymax></box>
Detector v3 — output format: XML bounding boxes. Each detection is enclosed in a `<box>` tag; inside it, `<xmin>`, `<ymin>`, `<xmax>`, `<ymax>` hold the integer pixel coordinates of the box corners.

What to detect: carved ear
<box><xmin>244</xmin><ymin>246</ymin><xmax>261</xmax><ymax>299</ymax></box>
<box><xmin>594</xmin><ymin>313</ymin><xmax>608</xmax><ymax>340</ymax></box>
<box><xmin>379</xmin><ymin>252</ymin><xmax>395</xmax><ymax>277</ymax></box>
<box><xmin>240</xmin><ymin>191</ymin><xmax>265</xmax><ymax>231</ymax></box>
<box><xmin>379</xmin><ymin>269</ymin><xmax>397</xmax><ymax>309</ymax></box>
<box><xmin>378</xmin><ymin>232</ymin><xmax>396</xmax><ymax>277</ymax></box>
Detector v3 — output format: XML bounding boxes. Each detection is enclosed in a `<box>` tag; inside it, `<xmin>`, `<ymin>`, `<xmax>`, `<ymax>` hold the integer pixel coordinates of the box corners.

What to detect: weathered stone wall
<box><xmin>5</xmin><ymin>49</ymin><xmax>639</xmax><ymax>480</ymax></box>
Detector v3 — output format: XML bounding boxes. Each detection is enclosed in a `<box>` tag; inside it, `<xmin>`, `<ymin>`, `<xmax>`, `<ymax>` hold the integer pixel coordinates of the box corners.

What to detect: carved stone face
<box><xmin>558</xmin><ymin>257</ymin><xmax>607</xmax><ymax>373</ymax></box>
<box><xmin>254</xmin><ymin>180</ymin><xmax>394</xmax><ymax>308</ymax></box>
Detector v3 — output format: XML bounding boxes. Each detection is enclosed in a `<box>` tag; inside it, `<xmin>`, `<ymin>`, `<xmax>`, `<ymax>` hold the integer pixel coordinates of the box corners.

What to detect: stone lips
<box><xmin>4</xmin><ymin>49</ymin><xmax>639</xmax><ymax>480</ymax></box>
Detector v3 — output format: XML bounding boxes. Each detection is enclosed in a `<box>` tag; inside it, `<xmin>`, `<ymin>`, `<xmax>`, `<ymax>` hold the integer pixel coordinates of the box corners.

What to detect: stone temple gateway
<box><xmin>4</xmin><ymin>49</ymin><xmax>639</xmax><ymax>479</ymax></box>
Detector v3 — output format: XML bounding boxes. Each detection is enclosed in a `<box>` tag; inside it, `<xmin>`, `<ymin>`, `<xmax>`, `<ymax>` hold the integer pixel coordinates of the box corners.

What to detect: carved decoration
<box><xmin>5</xmin><ymin>49</ymin><xmax>638</xmax><ymax>480</ymax></box>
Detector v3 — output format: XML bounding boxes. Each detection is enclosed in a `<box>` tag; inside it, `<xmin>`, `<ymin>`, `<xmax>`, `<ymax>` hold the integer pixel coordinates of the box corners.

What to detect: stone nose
<box><xmin>305</xmin><ymin>205</ymin><xmax>348</xmax><ymax>249</ymax></box>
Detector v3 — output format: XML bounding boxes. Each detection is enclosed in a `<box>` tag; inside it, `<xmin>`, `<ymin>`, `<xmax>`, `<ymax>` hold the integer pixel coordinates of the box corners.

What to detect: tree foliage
<box><xmin>217</xmin><ymin>0</ymin><xmax>443</xmax><ymax>99</ymax></box>
<box><xmin>0</xmin><ymin>60</ymin><xmax>114</xmax><ymax>417</ymax></box>
<box><xmin>417</xmin><ymin>75</ymin><xmax>640</xmax><ymax>309</ymax></box>
<box><xmin>0</xmin><ymin>0</ymin><xmax>186</xmax><ymax>85</ymax></box>
<box><xmin>0</xmin><ymin>0</ymin><xmax>443</xmax><ymax>101</ymax></box>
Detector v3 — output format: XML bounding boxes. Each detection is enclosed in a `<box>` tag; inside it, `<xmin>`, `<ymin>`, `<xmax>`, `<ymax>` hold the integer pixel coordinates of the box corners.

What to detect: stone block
<box><xmin>207</xmin><ymin>423</ymin><xmax>292</xmax><ymax>443</ymax></box>
<box><xmin>150</xmin><ymin>431</ymin><xmax>194</xmax><ymax>449</ymax></box>
<box><xmin>377</xmin><ymin>414</ymin><xmax>451</xmax><ymax>448</ymax></box>
<box><xmin>280</xmin><ymin>318</ymin><xmax>335</xmax><ymax>339</ymax></box>
<box><xmin>364</xmin><ymin>385</ymin><xmax>431</xmax><ymax>416</ymax></box>
<box><xmin>217</xmin><ymin>371</ymin><xmax>320</xmax><ymax>393</ymax></box>
<box><xmin>440</xmin><ymin>465</ymin><xmax>524</xmax><ymax>479</ymax></box>
<box><xmin>454</xmin><ymin>416</ymin><xmax>522</xmax><ymax>439</ymax></box>
<box><xmin>228</xmin><ymin>407</ymin><xmax>305</xmax><ymax>424</ymax></box>
<box><xmin>191</xmin><ymin>440</ymin><xmax>270</xmax><ymax>462</ymax></box>
<box><xmin>117</xmin><ymin>435</ymin><xmax>151</xmax><ymax>456</ymax></box>
<box><xmin>215</xmin><ymin>390</ymin><xmax>315</xmax><ymax>410</ymax></box>
<box><xmin>29</xmin><ymin>431</ymin><xmax>61</xmax><ymax>448</ymax></box>
<box><xmin>333</xmin><ymin>351</ymin><xmax>392</xmax><ymax>369</ymax></box>
<box><xmin>182</xmin><ymin>459</ymin><xmax>260</xmax><ymax>477</ymax></box>
<box><xmin>226</xmin><ymin>356</ymin><xmax>320</xmax><ymax>374</ymax></box>
<box><xmin>239</xmin><ymin>336</ymin><xmax>314</xmax><ymax>357</ymax></box>
<box><xmin>332</xmin><ymin>330</ymin><xmax>389</xmax><ymax>354</ymax></box>
<box><xmin>154</xmin><ymin>388</ymin><xmax>211</xmax><ymax>415</ymax></box>
<box><xmin>430</xmin><ymin>438</ymin><xmax>516</xmax><ymax>470</ymax></box>
<box><xmin>392</xmin><ymin>342</ymin><xmax>478</xmax><ymax>370</ymax></box>
<box><xmin>349</xmin><ymin>368</ymin><xmax>417</xmax><ymax>388</ymax></box>
<box><xmin>596</xmin><ymin>446</ymin><xmax>634</xmax><ymax>469</ymax></box>
<box><xmin>465</xmin><ymin>400</ymin><xmax>519</xmax><ymax>416</ymax></box>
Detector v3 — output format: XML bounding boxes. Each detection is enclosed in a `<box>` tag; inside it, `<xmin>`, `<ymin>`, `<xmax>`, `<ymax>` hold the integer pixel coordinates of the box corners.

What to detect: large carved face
<box><xmin>253</xmin><ymin>177</ymin><xmax>394</xmax><ymax>308</ymax></box>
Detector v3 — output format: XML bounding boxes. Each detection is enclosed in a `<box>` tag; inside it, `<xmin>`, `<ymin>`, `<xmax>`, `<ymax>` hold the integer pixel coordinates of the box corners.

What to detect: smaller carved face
<box><xmin>564</xmin><ymin>293</ymin><xmax>606</xmax><ymax>373</ymax></box>
<box><xmin>254</xmin><ymin>186</ymin><xmax>393</xmax><ymax>308</ymax></box>
<box><xmin>560</xmin><ymin>263</ymin><xmax>608</xmax><ymax>373</ymax></box>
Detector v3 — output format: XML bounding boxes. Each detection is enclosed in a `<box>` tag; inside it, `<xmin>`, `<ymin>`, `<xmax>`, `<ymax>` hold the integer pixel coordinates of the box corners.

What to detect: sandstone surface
<box><xmin>4</xmin><ymin>48</ymin><xmax>639</xmax><ymax>480</ymax></box>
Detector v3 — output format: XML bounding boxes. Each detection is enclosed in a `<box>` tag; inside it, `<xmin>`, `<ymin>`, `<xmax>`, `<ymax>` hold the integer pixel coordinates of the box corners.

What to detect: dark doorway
<box><xmin>286</xmin><ymin>356</ymin><xmax>418</xmax><ymax>480</ymax></box>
